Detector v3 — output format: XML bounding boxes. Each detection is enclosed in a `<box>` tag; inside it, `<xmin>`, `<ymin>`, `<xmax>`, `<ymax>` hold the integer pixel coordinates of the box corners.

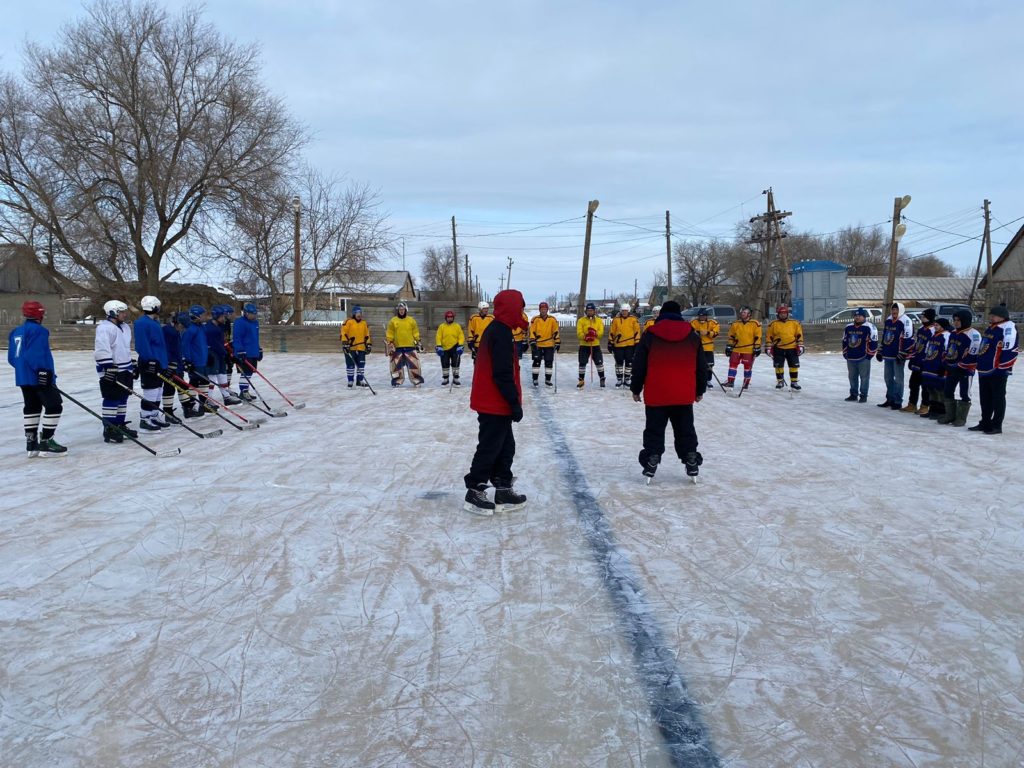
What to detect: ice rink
<box><xmin>1</xmin><ymin>350</ymin><xmax>1021</xmax><ymax>767</ymax></box>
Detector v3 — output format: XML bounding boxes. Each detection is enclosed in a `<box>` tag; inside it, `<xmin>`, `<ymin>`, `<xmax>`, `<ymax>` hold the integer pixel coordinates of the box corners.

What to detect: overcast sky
<box><xmin>3</xmin><ymin>1</ymin><xmax>1023</xmax><ymax>302</ymax></box>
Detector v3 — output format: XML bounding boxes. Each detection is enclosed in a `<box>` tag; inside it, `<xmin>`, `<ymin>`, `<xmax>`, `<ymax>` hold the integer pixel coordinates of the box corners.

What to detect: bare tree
<box><xmin>673</xmin><ymin>240</ymin><xmax>731</xmax><ymax>307</ymax></box>
<box><xmin>419</xmin><ymin>245</ymin><xmax>459</xmax><ymax>296</ymax></box>
<box><xmin>903</xmin><ymin>254</ymin><xmax>957</xmax><ymax>277</ymax></box>
<box><xmin>0</xmin><ymin>0</ymin><xmax>304</xmax><ymax>295</ymax></box>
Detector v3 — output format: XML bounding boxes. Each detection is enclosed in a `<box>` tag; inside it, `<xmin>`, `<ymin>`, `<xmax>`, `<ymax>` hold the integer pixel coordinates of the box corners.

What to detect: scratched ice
<box><xmin>1</xmin><ymin>351</ymin><xmax>1021</xmax><ymax>767</ymax></box>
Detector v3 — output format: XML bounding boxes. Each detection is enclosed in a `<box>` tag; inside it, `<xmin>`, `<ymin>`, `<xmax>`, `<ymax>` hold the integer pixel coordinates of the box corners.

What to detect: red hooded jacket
<box><xmin>629</xmin><ymin>313</ymin><xmax>706</xmax><ymax>406</ymax></box>
<box><xmin>470</xmin><ymin>289</ymin><xmax>528</xmax><ymax>415</ymax></box>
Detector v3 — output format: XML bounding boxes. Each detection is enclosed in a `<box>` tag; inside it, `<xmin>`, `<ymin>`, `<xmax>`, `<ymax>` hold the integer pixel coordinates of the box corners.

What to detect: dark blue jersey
<box><xmin>976</xmin><ymin>321</ymin><xmax>1018</xmax><ymax>377</ymax></box>
<box><xmin>943</xmin><ymin>328</ymin><xmax>982</xmax><ymax>373</ymax></box>
<box><xmin>842</xmin><ymin>322</ymin><xmax>878</xmax><ymax>361</ymax></box>
<box><xmin>133</xmin><ymin>314</ymin><xmax>168</xmax><ymax>368</ymax></box>
<box><xmin>908</xmin><ymin>323</ymin><xmax>936</xmax><ymax>371</ymax></box>
<box><xmin>203</xmin><ymin>320</ymin><xmax>227</xmax><ymax>361</ymax></box>
<box><xmin>7</xmin><ymin>320</ymin><xmax>56</xmax><ymax>386</ymax></box>
<box><xmin>182</xmin><ymin>321</ymin><xmax>208</xmax><ymax>366</ymax></box>
<box><xmin>232</xmin><ymin>316</ymin><xmax>260</xmax><ymax>357</ymax></box>
<box><xmin>162</xmin><ymin>323</ymin><xmax>183</xmax><ymax>368</ymax></box>
<box><xmin>920</xmin><ymin>332</ymin><xmax>949</xmax><ymax>387</ymax></box>
<box><xmin>880</xmin><ymin>315</ymin><xmax>914</xmax><ymax>360</ymax></box>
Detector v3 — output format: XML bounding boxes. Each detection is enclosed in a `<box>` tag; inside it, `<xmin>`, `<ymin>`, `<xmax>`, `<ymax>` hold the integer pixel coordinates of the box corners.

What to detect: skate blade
<box><xmin>37</xmin><ymin>452</ymin><xmax>68</xmax><ymax>458</ymax></box>
<box><xmin>495</xmin><ymin>502</ymin><xmax>526</xmax><ymax>513</ymax></box>
<box><xmin>645</xmin><ymin>475</ymin><xmax>653</xmax><ymax>485</ymax></box>
<box><xmin>463</xmin><ymin>502</ymin><xmax>494</xmax><ymax>517</ymax></box>
<box><xmin>27</xmin><ymin>451</ymin><xmax>39</xmax><ymax>458</ymax></box>
<box><xmin>688</xmin><ymin>475</ymin><xmax>699</xmax><ymax>484</ymax></box>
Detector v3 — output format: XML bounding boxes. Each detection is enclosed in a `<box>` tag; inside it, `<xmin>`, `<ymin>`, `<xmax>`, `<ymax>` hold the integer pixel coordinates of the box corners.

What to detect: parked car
<box><xmin>818</xmin><ymin>307</ymin><xmax>884</xmax><ymax>324</ymax></box>
<box><xmin>680</xmin><ymin>305</ymin><xmax>737</xmax><ymax>325</ymax></box>
<box><xmin>924</xmin><ymin>304</ymin><xmax>979</xmax><ymax>324</ymax></box>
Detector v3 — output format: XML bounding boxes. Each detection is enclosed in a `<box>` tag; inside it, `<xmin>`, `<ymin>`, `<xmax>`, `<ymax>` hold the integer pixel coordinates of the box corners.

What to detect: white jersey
<box><xmin>94</xmin><ymin>319</ymin><xmax>133</xmax><ymax>371</ymax></box>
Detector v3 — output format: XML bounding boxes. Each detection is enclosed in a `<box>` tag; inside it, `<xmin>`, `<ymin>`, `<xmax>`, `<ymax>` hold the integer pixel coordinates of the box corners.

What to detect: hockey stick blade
<box><xmin>200</xmin><ymin>429</ymin><xmax>224</xmax><ymax>438</ymax></box>
<box><xmin>291</xmin><ymin>402</ymin><xmax>306</xmax><ymax>409</ymax></box>
<box><xmin>239</xmin><ymin>422</ymin><xmax>260</xmax><ymax>431</ymax></box>
<box><xmin>156</xmin><ymin>447</ymin><xmax>182</xmax><ymax>458</ymax></box>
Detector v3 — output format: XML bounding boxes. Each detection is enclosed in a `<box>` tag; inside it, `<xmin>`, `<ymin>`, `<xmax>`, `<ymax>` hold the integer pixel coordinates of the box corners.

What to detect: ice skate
<box><xmin>776</xmin><ymin>380</ymin><xmax>784</xmax><ymax>389</ymax></box>
<box><xmin>642</xmin><ymin>454</ymin><xmax>660</xmax><ymax>484</ymax></box>
<box><xmin>223</xmin><ymin>394</ymin><xmax>242</xmax><ymax>405</ymax></box>
<box><xmin>103</xmin><ymin>425</ymin><xmax>124</xmax><ymax>443</ymax></box>
<box><xmin>138</xmin><ymin>419</ymin><xmax>162</xmax><ymax>431</ymax></box>
<box><xmin>26</xmin><ymin>436</ymin><xmax>39</xmax><ymax>457</ymax></box>
<box><xmin>684</xmin><ymin>451</ymin><xmax>703</xmax><ymax>483</ymax></box>
<box><xmin>37</xmin><ymin>437</ymin><xmax>68</xmax><ymax>457</ymax></box>
<box><xmin>494</xmin><ymin>487</ymin><xmax>527</xmax><ymax>512</ymax></box>
<box><xmin>790</xmin><ymin>382</ymin><xmax>801</xmax><ymax>391</ymax></box>
<box><xmin>464</xmin><ymin>484</ymin><xmax>495</xmax><ymax>516</ymax></box>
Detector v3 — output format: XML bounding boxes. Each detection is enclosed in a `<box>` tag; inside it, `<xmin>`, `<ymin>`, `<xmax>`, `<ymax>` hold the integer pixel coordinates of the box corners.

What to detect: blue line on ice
<box><xmin>533</xmin><ymin>392</ymin><xmax>720</xmax><ymax>768</ymax></box>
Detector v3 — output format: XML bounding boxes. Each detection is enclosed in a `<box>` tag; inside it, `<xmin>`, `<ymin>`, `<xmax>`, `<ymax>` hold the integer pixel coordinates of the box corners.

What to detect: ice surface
<box><xmin>1</xmin><ymin>351</ymin><xmax>1021</xmax><ymax>767</ymax></box>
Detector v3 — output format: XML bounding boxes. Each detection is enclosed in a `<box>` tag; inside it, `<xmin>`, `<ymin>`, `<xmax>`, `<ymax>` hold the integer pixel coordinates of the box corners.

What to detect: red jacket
<box><xmin>470</xmin><ymin>289</ymin><xmax>528</xmax><ymax>415</ymax></box>
<box><xmin>629</xmin><ymin>313</ymin><xmax>706</xmax><ymax>406</ymax></box>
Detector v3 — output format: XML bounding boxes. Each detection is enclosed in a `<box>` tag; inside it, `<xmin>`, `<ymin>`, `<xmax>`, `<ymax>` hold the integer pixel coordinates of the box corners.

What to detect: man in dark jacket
<box><xmin>629</xmin><ymin>300</ymin><xmax>707</xmax><ymax>482</ymax></box>
<box><xmin>464</xmin><ymin>289</ymin><xmax>529</xmax><ymax>515</ymax></box>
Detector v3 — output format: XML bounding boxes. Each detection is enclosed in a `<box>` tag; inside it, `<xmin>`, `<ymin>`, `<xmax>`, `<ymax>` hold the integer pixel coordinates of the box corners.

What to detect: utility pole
<box><xmin>465</xmin><ymin>254</ymin><xmax>470</xmax><ymax>301</ymax></box>
<box><xmin>292</xmin><ymin>196</ymin><xmax>302</xmax><ymax>325</ymax></box>
<box><xmin>506</xmin><ymin>256</ymin><xmax>514</xmax><ymax>289</ymax></box>
<box><xmin>665</xmin><ymin>210</ymin><xmax>672</xmax><ymax>300</ymax></box>
<box><xmin>578</xmin><ymin>199</ymin><xmax>600</xmax><ymax>316</ymax></box>
<box><xmin>451</xmin><ymin>216</ymin><xmax>460</xmax><ymax>297</ymax></box>
<box><xmin>748</xmin><ymin>188</ymin><xmax>792</xmax><ymax>320</ymax></box>
<box><xmin>984</xmin><ymin>199</ymin><xmax>994</xmax><ymax>299</ymax></box>
<box><xmin>883</xmin><ymin>195</ymin><xmax>912</xmax><ymax>313</ymax></box>
<box><xmin>634</xmin><ymin>277</ymin><xmax>638</xmax><ymax>306</ymax></box>
<box><xmin>499</xmin><ymin>274</ymin><xmax>504</xmax><ymax>292</ymax></box>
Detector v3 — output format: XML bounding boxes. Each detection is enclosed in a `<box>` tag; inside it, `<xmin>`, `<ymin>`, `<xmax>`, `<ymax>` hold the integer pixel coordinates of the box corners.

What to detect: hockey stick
<box><xmin>56</xmin><ymin>386</ymin><xmax>181</xmax><ymax>457</ymax></box>
<box><xmin>232</xmin><ymin>359</ymin><xmax>285</xmax><ymax>414</ymax></box>
<box><xmin>240</xmin><ymin>359</ymin><xmax>305</xmax><ymax>409</ymax></box>
<box><xmin>172</xmin><ymin>371</ymin><xmax>265</xmax><ymax>425</ymax></box>
<box><xmin>553</xmin><ymin>349</ymin><xmax>558</xmax><ymax>394</ymax></box>
<box><xmin>707</xmin><ymin>363</ymin><xmax>730</xmax><ymax>395</ymax></box>
<box><xmin>115</xmin><ymin>380</ymin><xmax>222</xmax><ymax>438</ymax></box>
<box><xmin>226</xmin><ymin>386</ymin><xmax>287</xmax><ymax>417</ymax></box>
<box><xmin>158</xmin><ymin>373</ymin><xmax>259</xmax><ymax>431</ymax></box>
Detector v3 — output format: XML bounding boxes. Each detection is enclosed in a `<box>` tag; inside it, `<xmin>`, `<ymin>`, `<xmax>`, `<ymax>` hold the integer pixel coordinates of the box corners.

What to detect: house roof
<box><xmin>320</xmin><ymin>270</ymin><xmax>413</xmax><ymax>295</ymax></box>
<box><xmin>846</xmin><ymin>276</ymin><xmax>976</xmax><ymax>302</ymax></box>
<box><xmin>979</xmin><ymin>222</ymin><xmax>1024</xmax><ymax>288</ymax></box>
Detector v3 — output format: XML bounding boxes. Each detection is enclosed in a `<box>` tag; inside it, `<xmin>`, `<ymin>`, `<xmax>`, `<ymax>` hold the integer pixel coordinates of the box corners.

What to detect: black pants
<box><xmin>702</xmin><ymin>350</ymin><xmax>715</xmax><ymax>383</ymax></box>
<box><xmin>772</xmin><ymin>348</ymin><xmax>800</xmax><ymax>379</ymax></box>
<box><xmin>978</xmin><ymin>375</ymin><xmax>1007</xmax><ymax>429</ymax></box>
<box><xmin>943</xmin><ymin>368</ymin><xmax>972</xmax><ymax>401</ymax></box>
<box><xmin>639</xmin><ymin>405</ymin><xmax>697</xmax><ymax>466</ymax></box>
<box><xmin>578</xmin><ymin>347</ymin><xmax>605</xmax><ymax>379</ymax></box>
<box><xmin>464</xmin><ymin>413</ymin><xmax>516</xmax><ymax>489</ymax></box>
<box><xmin>439</xmin><ymin>348</ymin><xmax>462</xmax><ymax>374</ymax></box>
<box><xmin>613</xmin><ymin>346</ymin><xmax>635</xmax><ymax>380</ymax></box>
<box><xmin>20</xmin><ymin>384</ymin><xmax>63</xmax><ymax>439</ymax></box>
<box><xmin>907</xmin><ymin>368</ymin><xmax>930</xmax><ymax>407</ymax></box>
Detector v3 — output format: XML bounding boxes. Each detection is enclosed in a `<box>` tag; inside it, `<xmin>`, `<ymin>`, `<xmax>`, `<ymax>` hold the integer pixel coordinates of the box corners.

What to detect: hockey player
<box><xmin>233</xmin><ymin>303</ymin><xmax>263</xmax><ymax>400</ymax></box>
<box><xmin>7</xmin><ymin>301</ymin><xmax>66</xmax><ymax>456</ymax></box>
<box><xmin>904</xmin><ymin>307</ymin><xmax>937</xmax><ymax>414</ymax></box>
<box><xmin>629</xmin><ymin>301</ymin><xmax>706</xmax><ymax>480</ymax></box>
<box><xmin>642</xmin><ymin>305</ymin><xmax>660</xmax><ymax>335</ymax></box>
<box><xmin>221</xmin><ymin>305</ymin><xmax>236</xmax><ymax>390</ymax></box>
<box><xmin>435</xmin><ymin>310</ymin><xmax>465</xmax><ymax>386</ymax></box>
<box><xmin>970</xmin><ymin>304</ymin><xmax>1018</xmax><ymax>435</ymax></box>
<box><xmin>919</xmin><ymin>317</ymin><xmax>951</xmax><ymax>420</ymax></box>
<box><xmin>841</xmin><ymin>307</ymin><xmax>878</xmax><ymax>402</ymax></box>
<box><xmin>608</xmin><ymin>303</ymin><xmax>640</xmax><ymax>388</ymax></box>
<box><xmin>512</xmin><ymin>310</ymin><xmax>530</xmax><ymax>359</ymax></box>
<box><xmin>162</xmin><ymin>311</ymin><xmax>192</xmax><ymax>418</ymax></box>
<box><xmin>386</xmin><ymin>302</ymin><xmax>424</xmax><ymax>386</ymax></box>
<box><xmin>529</xmin><ymin>301</ymin><xmax>560</xmax><ymax>387</ymax></box>
<box><xmin>182</xmin><ymin>305</ymin><xmax>212</xmax><ymax>416</ymax></box>
<box><xmin>690</xmin><ymin>307</ymin><xmax>719</xmax><ymax>384</ymax></box>
<box><xmin>766</xmin><ymin>303</ymin><xmax>803</xmax><ymax>390</ymax></box>
<box><xmin>133</xmin><ymin>295</ymin><xmax>170</xmax><ymax>430</ymax></box>
<box><xmin>876</xmin><ymin>301</ymin><xmax>915</xmax><ymax>410</ymax></box>
<box><xmin>341</xmin><ymin>305</ymin><xmax>371</xmax><ymax>388</ymax></box>
<box><xmin>725</xmin><ymin>306</ymin><xmax>761</xmax><ymax>389</ymax></box>
<box><xmin>94</xmin><ymin>300</ymin><xmax>136</xmax><ymax>443</ymax></box>
<box><xmin>467</xmin><ymin>301</ymin><xmax>493</xmax><ymax>361</ymax></box>
<box><xmin>463</xmin><ymin>289</ymin><xmax>528</xmax><ymax>516</ymax></box>
<box><xmin>937</xmin><ymin>309</ymin><xmax>982</xmax><ymax>427</ymax></box>
<box><xmin>576</xmin><ymin>302</ymin><xmax>606</xmax><ymax>389</ymax></box>
<box><xmin>205</xmin><ymin>306</ymin><xmax>240</xmax><ymax>405</ymax></box>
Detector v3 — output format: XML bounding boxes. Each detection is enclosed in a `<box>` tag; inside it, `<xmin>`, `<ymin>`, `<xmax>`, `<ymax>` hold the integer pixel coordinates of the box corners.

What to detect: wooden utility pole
<box><xmin>578</xmin><ymin>200</ymin><xmax>600</xmax><ymax>315</ymax></box>
<box><xmin>465</xmin><ymin>254</ymin><xmax>470</xmax><ymax>301</ymax></box>
<box><xmin>499</xmin><ymin>273</ymin><xmax>504</xmax><ymax>292</ymax></box>
<box><xmin>883</xmin><ymin>195</ymin><xmax>911</xmax><ymax>313</ymax></box>
<box><xmin>748</xmin><ymin>188</ymin><xmax>792</xmax><ymax>319</ymax></box>
<box><xmin>451</xmin><ymin>216</ymin><xmax>460</xmax><ymax>297</ymax></box>
<box><xmin>506</xmin><ymin>256</ymin><xmax>514</xmax><ymax>289</ymax></box>
<box><xmin>292</xmin><ymin>196</ymin><xmax>302</xmax><ymax>325</ymax></box>
<box><xmin>665</xmin><ymin>210</ymin><xmax>672</xmax><ymax>300</ymax></box>
<box><xmin>984</xmin><ymin>198</ymin><xmax>994</xmax><ymax>293</ymax></box>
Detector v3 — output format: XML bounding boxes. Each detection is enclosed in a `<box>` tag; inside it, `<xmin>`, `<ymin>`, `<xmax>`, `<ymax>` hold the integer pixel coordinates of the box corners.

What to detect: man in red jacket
<box><xmin>629</xmin><ymin>300</ymin><xmax>707</xmax><ymax>481</ymax></box>
<box><xmin>464</xmin><ymin>289</ymin><xmax>529</xmax><ymax>515</ymax></box>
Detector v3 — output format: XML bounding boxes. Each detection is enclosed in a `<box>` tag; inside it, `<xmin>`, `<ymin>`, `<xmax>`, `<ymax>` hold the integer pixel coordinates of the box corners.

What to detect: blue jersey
<box><xmin>232</xmin><ymin>316</ymin><xmax>260</xmax><ymax>357</ymax></box>
<box><xmin>944</xmin><ymin>328</ymin><xmax>982</xmax><ymax>373</ymax></box>
<box><xmin>182</xmin><ymin>321</ymin><xmax>208</xmax><ymax>366</ymax></box>
<box><xmin>162</xmin><ymin>323</ymin><xmax>183</xmax><ymax>368</ymax></box>
<box><xmin>920</xmin><ymin>332</ymin><xmax>948</xmax><ymax>387</ymax></box>
<box><xmin>842</xmin><ymin>322</ymin><xmax>878</xmax><ymax>361</ymax></box>
<box><xmin>880</xmin><ymin>315</ymin><xmax>914</xmax><ymax>360</ymax></box>
<box><xmin>133</xmin><ymin>314</ymin><xmax>168</xmax><ymax>368</ymax></box>
<box><xmin>204</xmin><ymin>320</ymin><xmax>227</xmax><ymax>361</ymax></box>
<box><xmin>908</xmin><ymin>323</ymin><xmax>935</xmax><ymax>371</ymax></box>
<box><xmin>976</xmin><ymin>321</ymin><xmax>1018</xmax><ymax>377</ymax></box>
<box><xmin>7</xmin><ymin>320</ymin><xmax>56</xmax><ymax>386</ymax></box>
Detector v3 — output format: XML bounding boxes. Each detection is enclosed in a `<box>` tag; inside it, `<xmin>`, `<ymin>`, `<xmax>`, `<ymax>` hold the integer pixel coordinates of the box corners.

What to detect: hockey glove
<box><xmin>435</xmin><ymin>345</ymin><xmax>444</xmax><ymax>356</ymax></box>
<box><xmin>143</xmin><ymin>359</ymin><xmax>158</xmax><ymax>375</ymax></box>
<box><xmin>754</xmin><ymin>346</ymin><xmax>762</xmax><ymax>357</ymax></box>
<box><xmin>554</xmin><ymin>343</ymin><xmax>560</xmax><ymax>352</ymax></box>
<box><xmin>455</xmin><ymin>344</ymin><xmax>464</xmax><ymax>356</ymax></box>
<box><xmin>102</xmin><ymin>366</ymin><xmax>117</xmax><ymax>382</ymax></box>
<box><xmin>797</xmin><ymin>344</ymin><xmax>804</xmax><ymax>356</ymax></box>
<box><xmin>257</xmin><ymin>348</ymin><xmax>264</xmax><ymax>361</ymax></box>
<box><xmin>131</xmin><ymin>360</ymin><xmax>141</xmax><ymax>379</ymax></box>
<box><xmin>37</xmin><ymin>369</ymin><xmax>53</xmax><ymax>388</ymax></box>
<box><xmin>235</xmin><ymin>352</ymin><xmax>247</xmax><ymax>365</ymax></box>
<box><xmin>342</xmin><ymin>342</ymin><xmax>351</xmax><ymax>354</ymax></box>
<box><xmin>365</xmin><ymin>342</ymin><xmax>372</xmax><ymax>354</ymax></box>
<box><xmin>725</xmin><ymin>345</ymin><xmax>733</xmax><ymax>357</ymax></box>
<box><xmin>606</xmin><ymin>342</ymin><xmax>613</xmax><ymax>353</ymax></box>
<box><xmin>584</xmin><ymin>329</ymin><xmax>597</xmax><ymax>343</ymax></box>
<box><xmin>417</xmin><ymin>342</ymin><xmax>424</xmax><ymax>353</ymax></box>
<box><xmin>875</xmin><ymin>351</ymin><xmax>884</xmax><ymax>362</ymax></box>
<box><xmin>510</xmin><ymin>403</ymin><xmax>524</xmax><ymax>423</ymax></box>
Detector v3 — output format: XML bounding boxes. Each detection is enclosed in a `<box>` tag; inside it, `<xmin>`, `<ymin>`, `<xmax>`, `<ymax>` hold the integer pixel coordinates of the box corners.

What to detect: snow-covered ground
<box><xmin>1</xmin><ymin>350</ymin><xmax>1021</xmax><ymax>767</ymax></box>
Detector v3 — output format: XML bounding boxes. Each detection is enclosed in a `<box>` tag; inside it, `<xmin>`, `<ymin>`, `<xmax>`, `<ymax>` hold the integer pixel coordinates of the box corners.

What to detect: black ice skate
<box><xmin>776</xmin><ymin>380</ymin><xmax>785</xmax><ymax>389</ymax></box>
<box><xmin>684</xmin><ymin>451</ymin><xmax>703</xmax><ymax>482</ymax></box>
<box><xmin>26</xmin><ymin>436</ymin><xmax>39</xmax><ymax>457</ymax></box>
<box><xmin>103</xmin><ymin>425</ymin><xmax>124</xmax><ymax>443</ymax></box>
<box><xmin>494</xmin><ymin>487</ymin><xmax>527</xmax><ymax>512</ymax></box>
<box><xmin>223</xmin><ymin>394</ymin><xmax>243</xmax><ymax>405</ymax></box>
<box><xmin>37</xmin><ymin>437</ymin><xmax>68</xmax><ymax>456</ymax></box>
<box><xmin>464</xmin><ymin>484</ymin><xmax>495</xmax><ymax>516</ymax></box>
<box><xmin>239</xmin><ymin>390</ymin><xmax>258</xmax><ymax>402</ymax></box>
<box><xmin>790</xmin><ymin>382</ymin><xmax>801</xmax><ymax>391</ymax></box>
<box><xmin>138</xmin><ymin>419</ymin><xmax>162</xmax><ymax>431</ymax></box>
<box><xmin>642</xmin><ymin>453</ymin><xmax>661</xmax><ymax>484</ymax></box>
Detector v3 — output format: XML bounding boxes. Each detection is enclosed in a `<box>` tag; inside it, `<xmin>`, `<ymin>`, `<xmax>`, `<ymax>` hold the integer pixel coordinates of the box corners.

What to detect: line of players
<box><xmin>7</xmin><ymin>297</ymin><xmax>263</xmax><ymax>455</ymax></box>
<box><xmin>840</xmin><ymin>302</ymin><xmax>1017</xmax><ymax>434</ymax></box>
<box><xmin>338</xmin><ymin>300</ymin><xmax>806</xmax><ymax>393</ymax></box>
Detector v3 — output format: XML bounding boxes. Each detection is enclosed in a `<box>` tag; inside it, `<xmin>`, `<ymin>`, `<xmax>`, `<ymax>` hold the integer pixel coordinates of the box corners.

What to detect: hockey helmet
<box><xmin>104</xmin><ymin>300</ymin><xmax>128</xmax><ymax>319</ymax></box>
<box><xmin>189</xmin><ymin>304</ymin><xmax>206</xmax><ymax>320</ymax></box>
<box><xmin>585</xmin><ymin>302</ymin><xmax>596</xmax><ymax>312</ymax></box>
<box><xmin>21</xmin><ymin>300</ymin><xmax>45</xmax><ymax>320</ymax></box>
<box><xmin>352</xmin><ymin>304</ymin><xmax>362</xmax><ymax>316</ymax></box>
<box><xmin>140</xmin><ymin>295</ymin><xmax>161</xmax><ymax>312</ymax></box>
<box><xmin>174</xmin><ymin>311</ymin><xmax>189</xmax><ymax>326</ymax></box>
<box><xmin>739</xmin><ymin>305</ymin><xmax>752</xmax><ymax>317</ymax></box>
<box><xmin>776</xmin><ymin>303</ymin><xmax>789</xmax><ymax>316</ymax></box>
<box><xmin>538</xmin><ymin>301</ymin><xmax>549</xmax><ymax>309</ymax></box>
<box><xmin>652</xmin><ymin>305</ymin><xmax>661</xmax><ymax>315</ymax></box>
<box><xmin>396</xmin><ymin>302</ymin><xmax>408</xmax><ymax>314</ymax></box>
<box><xmin>619</xmin><ymin>303</ymin><xmax>631</xmax><ymax>312</ymax></box>
<box><xmin>697</xmin><ymin>307</ymin><xmax>708</xmax><ymax>316</ymax></box>
<box><xmin>223</xmin><ymin>304</ymin><xmax>235</xmax><ymax>315</ymax></box>
<box><xmin>211</xmin><ymin>305</ymin><xmax>227</xmax><ymax>319</ymax></box>
<box><xmin>243</xmin><ymin>302</ymin><xmax>258</xmax><ymax>315</ymax></box>
<box><xmin>444</xmin><ymin>310</ymin><xmax>455</xmax><ymax>319</ymax></box>
<box><xmin>478</xmin><ymin>301</ymin><xmax>489</xmax><ymax>311</ymax></box>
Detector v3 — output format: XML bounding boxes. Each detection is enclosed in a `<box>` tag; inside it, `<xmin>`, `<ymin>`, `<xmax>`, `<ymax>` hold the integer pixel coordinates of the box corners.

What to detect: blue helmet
<box><xmin>222</xmin><ymin>304</ymin><xmax>235</xmax><ymax>315</ymax></box>
<box><xmin>585</xmin><ymin>302</ymin><xmax>596</xmax><ymax>311</ymax></box>
<box><xmin>211</xmin><ymin>305</ymin><xmax>226</xmax><ymax>319</ymax></box>
<box><xmin>174</xmin><ymin>311</ymin><xmax>189</xmax><ymax>326</ymax></box>
<box><xmin>189</xmin><ymin>304</ymin><xmax>206</xmax><ymax>320</ymax></box>
<box><xmin>243</xmin><ymin>302</ymin><xmax>258</xmax><ymax>314</ymax></box>
<box><xmin>352</xmin><ymin>305</ymin><xmax>363</xmax><ymax>316</ymax></box>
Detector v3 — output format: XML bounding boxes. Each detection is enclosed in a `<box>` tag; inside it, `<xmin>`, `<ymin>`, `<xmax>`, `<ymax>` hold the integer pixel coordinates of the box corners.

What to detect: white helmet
<box><xmin>103</xmin><ymin>300</ymin><xmax>128</xmax><ymax>318</ymax></box>
<box><xmin>478</xmin><ymin>301</ymin><xmax>489</xmax><ymax>311</ymax></box>
<box><xmin>620</xmin><ymin>303</ymin><xmax>631</xmax><ymax>312</ymax></box>
<box><xmin>652</xmin><ymin>305</ymin><xmax>661</xmax><ymax>314</ymax></box>
<box><xmin>140</xmin><ymin>295</ymin><xmax>161</xmax><ymax>312</ymax></box>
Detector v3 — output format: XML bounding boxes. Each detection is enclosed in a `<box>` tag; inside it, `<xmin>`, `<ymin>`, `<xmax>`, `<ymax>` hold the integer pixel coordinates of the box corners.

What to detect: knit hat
<box><xmin>989</xmin><ymin>304</ymin><xmax>1009</xmax><ymax>320</ymax></box>
<box><xmin>935</xmin><ymin>317</ymin><xmax>952</xmax><ymax>331</ymax></box>
<box><xmin>661</xmin><ymin>300</ymin><xmax>682</xmax><ymax>314</ymax></box>
<box><xmin>922</xmin><ymin>308</ymin><xmax>936</xmax><ymax>321</ymax></box>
